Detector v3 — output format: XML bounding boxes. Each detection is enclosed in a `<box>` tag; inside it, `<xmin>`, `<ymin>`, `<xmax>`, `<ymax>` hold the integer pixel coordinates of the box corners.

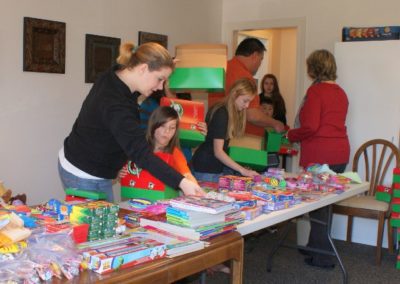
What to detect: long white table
<box><xmin>237</xmin><ymin>182</ymin><xmax>369</xmax><ymax>235</ymax></box>
<box><xmin>236</xmin><ymin>182</ymin><xmax>370</xmax><ymax>284</ymax></box>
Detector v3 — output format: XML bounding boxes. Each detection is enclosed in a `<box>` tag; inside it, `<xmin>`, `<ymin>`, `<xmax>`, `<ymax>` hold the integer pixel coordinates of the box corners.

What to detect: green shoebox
<box><xmin>394</xmin><ymin>174</ymin><xmax>400</xmax><ymax>183</ymax></box>
<box><xmin>228</xmin><ymin>146</ymin><xmax>268</xmax><ymax>171</ymax></box>
<box><xmin>65</xmin><ymin>188</ymin><xmax>107</xmax><ymax>200</ymax></box>
<box><xmin>121</xmin><ymin>186</ymin><xmax>179</xmax><ymax>202</ymax></box>
<box><xmin>179</xmin><ymin>129</ymin><xmax>205</xmax><ymax>148</ymax></box>
<box><xmin>397</xmin><ymin>260</ymin><xmax>400</xmax><ymax>270</ymax></box>
<box><xmin>375</xmin><ymin>192</ymin><xmax>391</xmax><ymax>203</ymax></box>
<box><xmin>169</xmin><ymin>67</ymin><xmax>225</xmax><ymax>92</ymax></box>
<box><xmin>390</xmin><ymin>218</ymin><xmax>400</xmax><ymax>227</ymax></box>
<box><xmin>393</xmin><ymin>189</ymin><xmax>400</xmax><ymax>198</ymax></box>
<box><xmin>392</xmin><ymin>204</ymin><xmax>400</xmax><ymax>213</ymax></box>
<box><xmin>264</xmin><ymin>129</ymin><xmax>282</xmax><ymax>152</ymax></box>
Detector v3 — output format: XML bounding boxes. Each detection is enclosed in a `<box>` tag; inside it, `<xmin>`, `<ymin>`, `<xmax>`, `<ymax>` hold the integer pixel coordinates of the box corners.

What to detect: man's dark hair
<box><xmin>235</xmin><ymin>37</ymin><xmax>266</xmax><ymax>56</ymax></box>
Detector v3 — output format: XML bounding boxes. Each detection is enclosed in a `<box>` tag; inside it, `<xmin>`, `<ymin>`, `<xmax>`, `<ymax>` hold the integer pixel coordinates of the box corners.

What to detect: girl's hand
<box><xmin>240</xmin><ymin>168</ymin><xmax>259</xmax><ymax>178</ymax></box>
<box><xmin>179</xmin><ymin>178</ymin><xmax>206</xmax><ymax>196</ymax></box>
<box><xmin>196</xmin><ymin>122</ymin><xmax>207</xmax><ymax>136</ymax></box>
<box><xmin>273</xmin><ymin>120</ymin><xmax>285</xmax><ymax>133</ymax></box>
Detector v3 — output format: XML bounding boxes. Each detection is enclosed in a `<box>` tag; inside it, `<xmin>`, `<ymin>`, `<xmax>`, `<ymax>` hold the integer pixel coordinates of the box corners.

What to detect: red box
<box><xmin>73</xmin><ymin>223</ymin><xmax>89</xmax><ymax>243</ymax></box>
<box><xmin>160</xmin><ymin>97</ymin><xmax>204</xmax><ymax>131</ymax></box>
<box><xmin>120</xmin><ymin>152</ymin><xmax>174</xmax><ymax>191</ymax></box>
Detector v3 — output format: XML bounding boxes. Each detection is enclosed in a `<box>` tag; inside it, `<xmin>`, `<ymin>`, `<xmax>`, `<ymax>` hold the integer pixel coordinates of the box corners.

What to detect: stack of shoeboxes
<box><xmin>389</xmin><ymin>168</ymin><xmax>400</xmax><ymax>269</ymax></box>
<box><xmin>119</xmin><ymin>152</ymin><xmax>180</xmax><ymax>201</ymax></box>
<box><xmin>169</xmin><ymin>43</ymin><xmax>227</xmax><ymax>148</ymax></box>
<box><xmin>69</xmin><ymin>201</ymin><xmax>119</xmax><ymax>242</ymax></box>
<box><xmin>229</xmin><ymin>130</ymin><xmax>283</xmax><ymax>172</ymax></box>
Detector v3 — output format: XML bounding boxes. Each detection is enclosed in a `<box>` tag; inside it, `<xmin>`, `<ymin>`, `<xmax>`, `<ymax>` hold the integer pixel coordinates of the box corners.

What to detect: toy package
<box><xmin>342</xmin><ymin>26</ymin><xmax>400</xmax><ymax>42</ymax></box>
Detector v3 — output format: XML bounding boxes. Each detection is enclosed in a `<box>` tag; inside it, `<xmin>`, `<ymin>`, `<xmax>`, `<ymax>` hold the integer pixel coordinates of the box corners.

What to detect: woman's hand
<box><xmin>240</xmin><ymin>168</ymin><xmax>259</xmax><ymax>178</ymax></box>
<box><xmin>179</xmin><ymin>178</ymin><xmax>206</xmax><ymax>196</ymax></box>
<box><xmin>196</xmin><ymin>122</ymin><xmax>207</xmax><ymax>136</ymax></box>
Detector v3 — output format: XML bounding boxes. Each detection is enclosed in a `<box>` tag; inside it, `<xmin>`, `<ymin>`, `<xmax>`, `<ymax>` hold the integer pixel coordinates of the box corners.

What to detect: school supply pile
<box><xmin>78</xmin><ymin>234</ymin><xmax>166</xmax><ymax>274</ymax></box>
<box><xmin>69</xmin><ymin>201</ymin><xmax>119</xmax><ymax>242</ymax></box>
<box><xmin>168</xmin><ymin>196</ymin><xmax>234</xmax><ymax>214</ymax></box>
<box><xmin>130</xmin><ymin>225</ymin><xmax>206</xmax><ymax>258</ymax></box>
<box><xmin>139</xmin><ymin>195</ymin><xmax>243</xmax><ymax>241</ymax></box>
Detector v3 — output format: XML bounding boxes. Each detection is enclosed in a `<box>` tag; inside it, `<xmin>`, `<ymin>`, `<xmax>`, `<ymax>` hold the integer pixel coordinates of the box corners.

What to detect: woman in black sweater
<box><xmin>58</xmin><ymin>42</ymin><xmax>205</xmax><ymax>201</ymax></box>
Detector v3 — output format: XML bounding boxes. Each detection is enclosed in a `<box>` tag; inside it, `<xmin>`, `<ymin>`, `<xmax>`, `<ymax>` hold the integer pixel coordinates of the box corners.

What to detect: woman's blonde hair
<box><xmin>306</xmin><ymin>49</ymin><xmax>337</xmax><ymax>82</ymax></box>
<box><xmin>208</xmin><ymin>78</ymin><xmax>256</xmax><ymax>139</ymax></box>
<box><xmin>117</xmin><ymin>42</ymin><xmax>174</xmax><ymax>71</ymax></box>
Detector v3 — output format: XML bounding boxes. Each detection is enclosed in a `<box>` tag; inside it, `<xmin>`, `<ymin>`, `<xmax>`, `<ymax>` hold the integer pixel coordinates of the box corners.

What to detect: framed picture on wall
<box><xmin>23</xmin><ymin>17</ymin><xmax>66</xmax><ymax>73</ymax></box>
<box><xmin>138</xmin><ymin>31</ymin><xmax>168</xmax><ymax>48</ymax></box>
<box><xmin>85</xmin><ymin>34</ymin><xmax>121</xmax><ymax>83</ymax></box>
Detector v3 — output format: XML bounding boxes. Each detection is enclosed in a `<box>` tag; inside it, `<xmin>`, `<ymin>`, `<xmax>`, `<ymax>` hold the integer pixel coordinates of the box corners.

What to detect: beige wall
<box><xmin>0</xmin><ymin>0</ymin><xmax>222</xmax><ymax>205</ymax></box>
<box><xmin>222</xmin><ymin>0</ymin><xmax>400</xmax><ymax>95</ymax></box>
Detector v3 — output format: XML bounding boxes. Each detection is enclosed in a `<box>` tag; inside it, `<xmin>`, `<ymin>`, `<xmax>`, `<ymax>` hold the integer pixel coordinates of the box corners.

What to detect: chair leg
<box><xmin>388</xmin><ymin>217</ymin><xmax>394</xmax><ymax>254</ymax></box>
<box><xmin>376</xmin><ymin>213</ymin><xmax>385</xmax><ymax>265</ymax></box>
<box><xmin>346</xmin><ymin>216</ymin><xmax>353</xmax><ymax>243</ymax></box>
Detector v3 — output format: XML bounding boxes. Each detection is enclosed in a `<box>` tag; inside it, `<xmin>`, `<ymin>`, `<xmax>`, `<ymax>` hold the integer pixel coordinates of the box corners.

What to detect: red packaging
<box><xmin>160</xmin><ymin>97</ymin><xmax>204</xmax><ymax>130</ymax></box>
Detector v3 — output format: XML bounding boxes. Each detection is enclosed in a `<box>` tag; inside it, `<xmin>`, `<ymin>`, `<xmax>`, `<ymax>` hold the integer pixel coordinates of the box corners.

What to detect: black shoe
<box><xmin>304</xmin><ymin>256</ymin><xmax>335</xmax><ymax>270</ymax></box>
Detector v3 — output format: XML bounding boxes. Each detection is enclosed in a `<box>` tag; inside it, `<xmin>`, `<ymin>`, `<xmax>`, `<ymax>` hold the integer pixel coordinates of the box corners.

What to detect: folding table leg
<box><xmin>266</xmin><ymin>221</ymin><xmax>292</xmax><ymax>272</ymax></box>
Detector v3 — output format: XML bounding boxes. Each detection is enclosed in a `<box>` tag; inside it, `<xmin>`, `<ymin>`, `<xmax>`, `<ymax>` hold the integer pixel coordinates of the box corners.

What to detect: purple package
<box><xmin>218</xmin><ymin>175</ymin><xmax>233</xmax><ymax>190</ymax></box>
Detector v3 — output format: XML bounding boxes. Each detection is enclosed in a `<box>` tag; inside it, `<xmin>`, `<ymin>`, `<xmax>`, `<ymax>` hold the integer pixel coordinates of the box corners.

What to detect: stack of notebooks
<box><xmin>140</xmin><ymin>196</ymin><xmax>244</xmax><ymax>241</ymax></box>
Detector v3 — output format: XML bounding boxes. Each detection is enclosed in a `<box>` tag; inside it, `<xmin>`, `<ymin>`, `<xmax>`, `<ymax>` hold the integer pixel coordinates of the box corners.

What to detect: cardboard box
<box><xmin>169</xmin><ymin>67</ymin><xmax>225</xmax><ymax>92</ymax></box>
<box><xmin>160</xmin><ymin>97</ymin><xmax>205</xmax><ymax>130</ymax></box>
<box><xmin>170</xmin><ymin>44</ymin><xmax>227</xmax><ymax>92</ymax></box>
<box><xmin>121</xmin><ymin>186</ymin><xmax>179</xmax><ymax>202</ymax></box>
<box><xmin>120</xmin><ymin>152</ymin><xmax>180</xmax><ymax>201</ymax></box>
<box><xmin>160</xmin><ymin>97</ymin><xmax>205</xmax><ymax>148</ymax></box>
<box><xmin>264</xmin><ymin>129</ymin><xmax>282</xmax><ymax>152</ymax></box>
<box><xmin>228</xmin><ymin>146</ymin><xmax>268</xmax><ymax>171</ymax></box>
<box><xmin>84</xmin><ymin>237</ymin><xmax>166</xmax><ymax>274</ymax></box>
<box><xmin>375</xmin><ymin>185</ymin><xmax>392</xmax><ymax>203</ymax></box>
<box><xmin>178</xmin><ymin>129</ymin><xmax>205</xmax><ymax>148</ymax></box>
<box><xmin>230</xmin><ymin>134</ymin><xmax>263</xmax><ymax>150</ymax></box>
<box><xmin>174</xmin><ymin>43</ymin><xmax>227</xmax><ymax>69</ymax></box>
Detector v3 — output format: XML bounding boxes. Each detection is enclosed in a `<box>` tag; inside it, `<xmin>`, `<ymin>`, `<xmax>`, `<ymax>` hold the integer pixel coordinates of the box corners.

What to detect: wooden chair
<box><xmin>333</xmin><ymin>139</ymin><xmax>400</xmax><ymax>265</ymax></box>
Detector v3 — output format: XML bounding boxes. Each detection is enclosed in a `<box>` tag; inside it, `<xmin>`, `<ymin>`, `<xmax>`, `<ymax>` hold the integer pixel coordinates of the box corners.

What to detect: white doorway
<box><xmin>223</xmin><ymin>18</ymin><xmax>306</xmax><ymax>173</ymax></box>
<box><xmin>235</xmin><ymin>28</ymin><xmax>298</xmax><ymax>128</ymax></box>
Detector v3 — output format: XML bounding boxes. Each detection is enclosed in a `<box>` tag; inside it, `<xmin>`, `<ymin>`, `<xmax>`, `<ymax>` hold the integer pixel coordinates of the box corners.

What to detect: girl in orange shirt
<box><xmin>146</xmin><ymin>106</ymin><xmax>198</xmax><ymax>185</ymax></box>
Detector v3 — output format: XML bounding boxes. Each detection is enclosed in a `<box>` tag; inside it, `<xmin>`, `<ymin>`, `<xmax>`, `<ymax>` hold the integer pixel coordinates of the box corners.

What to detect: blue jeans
<box><xmin>193</xmin><ymin>171</ymin><xmax>222</xmax><ymax>183</ymax></box>
<box><xmin>58</xmin><ymin>160</ymin><xmax>114</xmax><ymax>202</ymax></box>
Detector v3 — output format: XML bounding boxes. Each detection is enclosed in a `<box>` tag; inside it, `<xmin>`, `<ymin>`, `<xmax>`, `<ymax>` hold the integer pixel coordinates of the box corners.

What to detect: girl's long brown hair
<box><xmin>146</xmin><ymin>106</ymin><xmax>180</xmax><ymax>154</ymax></box>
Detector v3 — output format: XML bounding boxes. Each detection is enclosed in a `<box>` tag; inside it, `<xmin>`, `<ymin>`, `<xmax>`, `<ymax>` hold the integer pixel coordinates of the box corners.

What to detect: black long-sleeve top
<box><xmin>64</xmin><ymin>65</ymin><xmax>183</xmax><ymax>188</ymax></box>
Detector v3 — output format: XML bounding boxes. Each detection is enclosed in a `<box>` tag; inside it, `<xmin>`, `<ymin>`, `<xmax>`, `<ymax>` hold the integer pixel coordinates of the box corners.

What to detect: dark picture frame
<box><xmin>138</xmin><ymin>31</ymin><xmax>168</xmax><ymax>48</ymax></box>
<box><xmin>23</xmin><ymin>17</ymin><xmax>66</xmax><ymax>73</ymax></box>
<box><xmin>85</xmin><ymin>34</ymin><xmax>121</xmax><ymax>83</ymax></box>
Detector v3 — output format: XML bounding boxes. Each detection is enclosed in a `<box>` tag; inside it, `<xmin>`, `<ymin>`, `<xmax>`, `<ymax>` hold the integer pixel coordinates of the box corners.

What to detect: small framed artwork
<box><xmin>85</xmin><ymin>34</ymin><xmax>121</xmax><ymax>83</ymax></box>
<box><xmin>23</xmin><ymin>17</ymin><xmax>66</xmax><ymax>73</ymax></box>
<box><xmin>138</xmin><ymin>31</ymin><xmax>168</xmax><ymax>49</ymax></box>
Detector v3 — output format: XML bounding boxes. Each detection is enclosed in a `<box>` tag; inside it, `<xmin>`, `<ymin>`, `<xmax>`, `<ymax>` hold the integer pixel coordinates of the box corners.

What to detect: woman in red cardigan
<box><xmin>288</xmin><ymin>49</ymin><xmax>350</xmax><ymax>269</ymax></box>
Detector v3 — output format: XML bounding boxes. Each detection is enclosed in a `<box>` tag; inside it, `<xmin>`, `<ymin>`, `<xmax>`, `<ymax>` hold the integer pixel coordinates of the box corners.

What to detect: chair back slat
<box><xmin>352</xmin><ymin>139</ymin><xmax>400</xmax><ymax>196</ymax></box>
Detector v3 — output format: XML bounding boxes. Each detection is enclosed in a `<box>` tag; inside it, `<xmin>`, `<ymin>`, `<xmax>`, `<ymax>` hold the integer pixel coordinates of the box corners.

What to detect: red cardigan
<box><xmin>288</xmin><ymin>82</ymin><xmax>350</xmax><ymax>168</ymax></box>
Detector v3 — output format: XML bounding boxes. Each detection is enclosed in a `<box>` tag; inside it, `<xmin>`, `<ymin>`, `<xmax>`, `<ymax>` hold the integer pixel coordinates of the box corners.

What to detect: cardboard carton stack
<box><xmin>389</xmin><ymin>168</ymin><xmax>400</xmax><ymax>269</ymax></box>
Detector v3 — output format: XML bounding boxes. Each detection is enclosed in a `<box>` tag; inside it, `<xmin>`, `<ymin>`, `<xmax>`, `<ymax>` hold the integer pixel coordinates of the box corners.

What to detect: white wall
<box><xmin>0</xmin><ymin>0</ymin><xmax>222</xmax><ymax>205</ymax></box>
